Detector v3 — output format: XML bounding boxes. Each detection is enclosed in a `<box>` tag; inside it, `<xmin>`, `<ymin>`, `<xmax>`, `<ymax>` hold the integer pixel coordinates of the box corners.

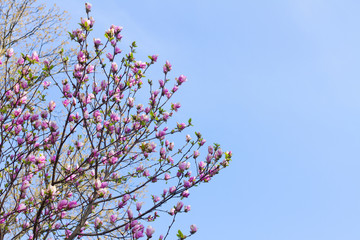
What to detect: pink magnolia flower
<box><xmin>48</xmin><ymin>101</ymin><xmax>56</xmax><ymax>112</ymax></box>
<box><xmin>164</xmin><ymin>173</ymin><xmax>171</xmax><ymax>180</ymax></box>
<box><xmin>94</xmin><ymin>38</ymin><xmax>102</xmax><ymax>47</ymax></box>
<box><xmin>176</xmin><ymin>75</ymin><xmax>187</xmax><ymax>85</ymax></box>
<box><xmin>178</xmin><ymin>162</ymin><xmax>190</xmax><ymax>171</ymax></box>
<box><xmin>145</xmin><ymin>226</ymin><xmax>155</xmax><ymax>238</ymax></box>
<box><xmin>110</xmin><ymin>215</ymin><xmax>117</xmax><ymax>224</ymax></box>
<box><xmin>172</xmin><ymin>102</ymin><xmax>181</xmax><ymax>112</ymax></box>
<box><xmin>17</xmin><ymin>204</ymin><xmax>26</xmax><ymax>212</ymax></box>
<box><xmin>17</xmin><ymin>138</ymin><xmax>25</xmax><ymax>145</ymax></box>
<box><xmin>169</xmin><ymin>208</ymin><xmax>175</xmax><ymax>216</ymax></box>
<box><xmin>57</xmin><ymin>199</ymin><xmax>68</xmax><ymax>210</ymax></box>
<box><xmin>76</xmin><ymin>141</ymin><xmax>84</xmax><ymax>149</ymax></box>
<box><xmin>163</xmin><ymin>60</ymin><xmax>172</xmax><ymax>73</ymax></box>
<box><xmin>62</xmin><ymin>99</ymin><xmax>70</xmax><ymax>107</ymax></box>
<box><xmin>106</xmin><ymin>52</ymin><xmax>114</xmax><ymax>61</ymax></box>
<box><xmin>68</xmin><ymin>201</ymin><xmax>77</xmax><ymax>209</ymax></box>
<box><xmin>115</xmin><ymin>47</ymin><xmax>122</xmax><ymax>54</ymax></box>
<box><xmin>77</xmin><ymin>51</ymin><xmax>86</xmax><ymax>63</ymax></box>
<box><xmin>86</xmin><ymin>65</ymin><xmax>94</xmax><ymax>73</ymax></box>
<box><xmin>182</xmin><ymin>190</ymin><xmax>190</xmax><ymax>198</ymax></box>
<box><xmin>150</xmin><ymin>55</ymin><xmax>158</xmax><ymax>63</ymax></box>
<box><xmin>193</xmin><ymin>150</ymin><xmax>200</xmax><ymax>159</ymax></box>
<box><xmin>21</xmin><ymin>180</ymin><xmax>30</xmax><ymax>191</ymax></box>
<box><xmin>127</xmin><ymin>97</ymin><xmax>134</xmax><ymax>107</ymax></box>
<box><xmin>169</xmin><ymin>186</ymin><xmax>176</xmax><ymax>194</ymax></box>
<box><xmin>127</xmin><ymin>209</ymin><xmax>133</xmax><ymax>219</ymax></box>
<box><xmin>111</xmin><ymin>62</ymin><xmax>118</xmax><ymax>72</ymax></box>
<box><xmin>175</xmin><ymin>201</ymin><xmax>183</xmax><ymax>212</ymax></box>
<box><xmin>183</xmin><ymin>180</ymin><xmax>192</xmax><ymax>188</ymax></box>
<box><xmin>42</xmin><ymin>81</ymin><xmax>51</xmax><ymax>88</ymax></box>
<box><xmin>94</xmin><ymin>217</ymin><xmax>102</xmax><ymax>229</ymax></box>
<box><xmin>123</xmin><ymin>194</ymin><xmax>131</xmax><ymax>202</ymax></box>
<box><xmin>136</xmin><ymin>202</ymin><xmax>143</xmax><ymax>211</ymax></box>
<box><xmin>190</xmin><ymin>224</ymin><xmax>198</xmax><ymax>234</ymax></box>
<box><xmin>31</xmin><ymin>51</ymin><xmax>39</xmax><ymax>62</ymax></box>
<box><xmin>17</xmin><ymin>57</ymin><xmax>24</xmax><ymax>65</ymax></box>
<box><xmin>94</xmin><ymin>179</ymin><xmax>102</xmax><ymax>190</ymax></box>
<box><xmin>61</xmin><ymin>211</ymin><xmax>67</xmax><ymax>218</ymax></box>
<box><xmin>6</xmin><ymin>48</ymin><xmax>14</xmax><ymax>58</ymax></box>
<box><xmin>153</xmin><ymin>195</ymin><xmax>160</xmax><ymax>203</ymax></box>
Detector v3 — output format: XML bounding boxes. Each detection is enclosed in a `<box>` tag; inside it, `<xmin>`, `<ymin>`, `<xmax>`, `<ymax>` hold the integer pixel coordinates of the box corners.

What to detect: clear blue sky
<box><xmin>47</xmin><ymin>0</ymin><xmax>360</xmax><ymax>239</ymax></box>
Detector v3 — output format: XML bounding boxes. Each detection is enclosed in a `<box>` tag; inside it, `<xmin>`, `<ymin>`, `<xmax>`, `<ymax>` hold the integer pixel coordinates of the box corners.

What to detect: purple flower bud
<box><xmin>183</xmin><ymin>180</ymin><xmax>192</xmax><ymax>188</ymax></box>
<box><xmin>110</xmin><ymin>214</ymin><xmax>117</xmax><ymax>224</ymax></box>
<box><xmin>94</xmin><ymin>217</ymin><xmax>102</xmax><ymax>229</ymax></box>
<box><xmin>143</xmin><ymin>169</ymin><xmax>150</xmax><ymax>177</ymax></box>
<box><xmin>87</xmin><ymin>65</ymin><xmax>94</xmax><ymax>73</ymax></box>
<box><xmin>136</xmin><ymin>202</ymin><xmax>143</xmax><ymax>211</ymax></box>
<box><xmin>115</xmin><ymin>47</ymin><xmax>122</xmax><ymax>54</ymax></box>
<box><xmin>61</xmin><ymin>211</ymin><xmax>67</xmax><ymax>218</ymax></box>
<box><xmin>77</xmin><ymin>51</ymin><xmax>86</xmax><ymax>63</ymax></box>
<box><xmin>94</xmin><ymin>179</ymin><xmax>102</xmax><ymax>190</ymax></box>
<box><xmin>123</xmin><ymin>194</ymin><xmax>131</xmax><ymax>202</ymax></box>
<box><xmin>57</xmin><ymin>200</ymin><xmax>68</xmax><ymax>210</ymax></box>
<box><xmin>21</xmin><ymin>180</ymin><xmax>30</xmax><ymax>191</ymax></box>
<box><xmin>94</xmin><ymin>38</ymin><xmax>102</xmax><ymax>47</ymax></box>
<box><xmin>127</xmin><ymin>97</ymin><xmax>134</xmax><ymax>107</ymax></box>
<box><xmin>193</xmin><ymin>150</ymin><xmax>200</xmax><ymax>159</ymax></box>
<box><xmin>163</xmin><ymin>60</ymin><xmax>172</xmax><ymax>74</ymax></box>
<box><xmin>169</xmin><ymin>186</ymin><xmax>176</xmax><ymax>194</ymax></box>
<box><xmin>42</xmin><ymin>81</ymin><xmax>51</xmax><ymax>88</ymax></box>
<box><xmin>127</xmin><ymin>209</ymin><xmax>133</xmax><ymax>219</ymax></box>
<box><xmin>17</xmin><ymin>57</ymin><xmax>24</xmax><ymax>65</ymax></box>
<box><xmin>172</xmin><ymin>85</ymin><xmax>179</xmax><ymax>93</ymax></box>
<box><xmin>176</xmin><ymin>75</ymin><xmax>187</xmax><ymax>85</ymax></box>
<box><xmin>6</xmin><ymin>48</ymin><xmax>14</xmax><ymax>58</ymax></box>
<box><xmin>184</xmin><ymin>205</ymin><xmax>191</xmax><ymax>212</ymax></box>
<box><xmin>215</xmin><ymin>149</ymin><xmax>223</xmax><ymax>159</ymax></box>
<box><xmin>146</xmin><ymin>226</ymin><xmax>155</xmax><ymax>238</ymax></box>
<box><xmin>111</xmin><ymin>62</ymin><xmax>118</xmax><ymax>72</ymax></box>
<box><xmin>175</xmin><ymin>201</ymin><xmax>183</xmax><ymax>212</ymax></box>
<box><xmin>17</xmin><ymin>203</ymin><xmax>26</xmax><ymax>212</ymax></box>
<box><xmin>182</xmin><ymin>190</ymin><xmax>190</xmax><ymax>198</ymax></box>
<box><xmin>178</xmin><ymin>162</ymin><xmax>189</xmax><ymax>171</ymax></box>
<box><xmin>190</xmin><ymin>224</ymin><xmax>198</xmax><ymax>234</ymax></box>
<box><xmin>208</xmin><ymin>146</ymin><xmax>214</xmax><ymax>154</ymax></box>
<box><xmin>68</xmin><ymin>201</ymin><xmax>77</xmax><ymax>209</ymax></box>
<box><xmin>17</xmin><ymin>138</ymin><xmax>25</xmax><ymax>145</ymax></box>
<box><xmin>153</xmin><ymin>195</ymin><xmax>160</xmax><ymax>203</ymax></box>
<box><xmin>31</xmin><ymin>51</ymin><xmax>39</xmax><ymax>62</ymax></box>
<box><xmin>151</xmin><ymin>55</ymin><xmax>158</xmax><ymax>62</ymax></box>
<box><xmin>172</xmin><ymin>102</ymin><xmax>181</xmax><ymax>112</ymax></box>
<box><xmin>48</xmin><ymin>101</ymin><xmax>56</xmax><ymax>112</ymax></box>
<box><xmin>22</xmin><ymin>221</ymin><xmax>30</xmax><ymax>229</ymax></box>
<box><xmin>106</xmin><ymin>52</ymin><xmax>114</xmax><ymax>61</ymax></box>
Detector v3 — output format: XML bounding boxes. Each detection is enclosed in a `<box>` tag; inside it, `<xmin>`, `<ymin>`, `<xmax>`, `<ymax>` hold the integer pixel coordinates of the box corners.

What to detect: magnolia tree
<box><xmin>0</xmin><ymin>3</ymin><xmax>232</xmax><ymax>240</ymax></box>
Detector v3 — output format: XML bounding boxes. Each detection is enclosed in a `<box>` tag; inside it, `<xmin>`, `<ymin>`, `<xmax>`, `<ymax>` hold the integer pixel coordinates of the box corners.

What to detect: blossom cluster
<box><xmin>0</xmin><ymin>2</ymin><xmax>232</xmax><ymax>240</ymax></box>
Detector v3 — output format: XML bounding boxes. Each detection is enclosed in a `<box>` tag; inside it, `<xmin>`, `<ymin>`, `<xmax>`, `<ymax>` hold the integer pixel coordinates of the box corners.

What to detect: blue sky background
<box><xmin>47</xmin><ymin>0</ymin><xmax>360</xmax><ymax>239</ymax></box>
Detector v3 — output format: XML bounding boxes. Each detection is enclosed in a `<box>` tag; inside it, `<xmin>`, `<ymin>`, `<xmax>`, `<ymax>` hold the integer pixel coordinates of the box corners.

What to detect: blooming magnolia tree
<box><xmin>0</xmin><ymin>3</ymin><xmax>232</xmax><ymax>240</ymax></box>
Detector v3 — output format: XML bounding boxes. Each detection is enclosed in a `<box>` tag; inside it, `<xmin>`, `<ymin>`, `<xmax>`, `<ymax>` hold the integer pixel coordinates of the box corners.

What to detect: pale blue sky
<box><xmin>47</xmin><ymin>0</ymin><xmax>360</xmax><ymax>239</ymax></box>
